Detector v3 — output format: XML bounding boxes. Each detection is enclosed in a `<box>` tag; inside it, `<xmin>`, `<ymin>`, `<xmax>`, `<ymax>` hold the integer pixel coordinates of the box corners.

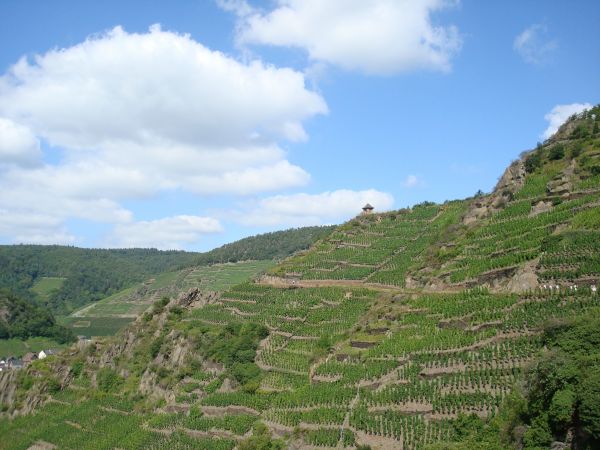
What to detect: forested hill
<box><xmin>193</xmin><ymin>225</ymin><xmax>335</xmax><ymax>265</ymax></box>
<box><xmin>0</xmin><ymin>226</ymin><xmax>335</xmax><ymax>315</ymax></box>
<box><xmin>0</xmin><ymin>290</ymin><xmax>74</xmax><ymax>344</ymax></box>
<box><xmin>0</xmin><ymin>246</ymin><xmax>201</xmax><ymax>314</ymax></box>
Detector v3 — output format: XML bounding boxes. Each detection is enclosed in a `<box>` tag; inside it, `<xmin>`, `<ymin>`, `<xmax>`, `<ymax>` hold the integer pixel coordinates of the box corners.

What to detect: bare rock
<box><xmin>530</xmin><ymin>201</ymin><xmax>553</xmax><ymax>217</ymax></box>
<box><xmin>507</xmin><ymin>259</ymin><xmax>539</xmax><ymax>293</ymax></box>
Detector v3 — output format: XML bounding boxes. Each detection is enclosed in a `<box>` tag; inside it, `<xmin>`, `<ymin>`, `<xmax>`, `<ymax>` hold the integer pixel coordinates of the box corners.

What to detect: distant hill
<box><xmin>0</xmin><ymin>226</ymin><xmax>334</xmax><ymax>315</ymax></box>
<box><xmin>0</xmin><ymin>246</ymin><xmax>201</xmax><ymax>314</ymax></box>
<box><xmin>0</xmin><ymin>289</ymin><xmax>74</xmax><ymax>345</ymax></box>
<box><xmin>193</xmin><ymin>226</ymin><xmax>335</xmax><ymax>265</ymax></box>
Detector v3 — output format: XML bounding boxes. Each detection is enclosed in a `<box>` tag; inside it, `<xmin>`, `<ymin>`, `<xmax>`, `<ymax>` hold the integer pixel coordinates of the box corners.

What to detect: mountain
<box><xmin>0</xmin><ymin>106</ymin><xmax>599</xmax><ymax>449</ymax></box>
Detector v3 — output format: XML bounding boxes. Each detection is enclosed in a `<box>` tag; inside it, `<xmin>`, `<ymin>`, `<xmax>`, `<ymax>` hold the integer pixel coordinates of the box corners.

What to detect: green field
<box><xmin>57</xmin><ymin>317</ymin><xmax>134</xmax><ymax>338</ymax></box>
<box><xmin>30</xmin><ymin>277</ymin><xmax>66</xmax><ymax>300</ymax></box>
<box><xmin>179</xmin><ymin>260</ymin><xmax>276</xmax><ymax>292</ymax></box>
<box><xmin>0</xmin><ymin>337</ymin><xmax>67</xmax><ymax>358</ymax></box>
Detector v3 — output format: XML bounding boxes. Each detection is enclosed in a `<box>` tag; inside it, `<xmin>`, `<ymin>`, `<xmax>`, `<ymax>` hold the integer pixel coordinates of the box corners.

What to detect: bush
<box><xmin>525</xmin><ymin>153</ymin><xmax>542</xmax><ymax>173</ymax></box>
<box><xmin>523</xmin><ymin>414</ymin><xmax>552</xmax><ymax>449</ymax></box>
<box><xmin>96</xmin><ymin>368</ymin><xmax>123</xmax><ymax>393</ymax></box>
<box><xmin>548</xmin><ymin>144</ymin><xmax>565</xmax><ymax>161</ymax></box>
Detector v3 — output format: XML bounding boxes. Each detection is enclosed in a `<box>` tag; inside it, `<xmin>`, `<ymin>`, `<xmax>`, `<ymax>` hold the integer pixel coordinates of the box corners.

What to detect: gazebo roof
<box><xmin>362</xmin><ymin>203</ymin><xmax>374</xmax><ymax>210</ymax></box>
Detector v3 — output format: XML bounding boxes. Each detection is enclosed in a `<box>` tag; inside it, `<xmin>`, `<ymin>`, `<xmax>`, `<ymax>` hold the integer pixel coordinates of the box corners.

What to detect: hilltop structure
<box><xmin>361</xmin><ymin>203</ymin><xmax>374</xmax><ymax>214</ymax></box>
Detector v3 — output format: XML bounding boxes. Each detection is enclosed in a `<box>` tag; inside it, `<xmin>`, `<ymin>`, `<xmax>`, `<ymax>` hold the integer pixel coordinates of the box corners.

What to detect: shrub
<box><xmin>525</xmin><ymin>153</ymin><xmax>542</xmax><ymax>173</ymax></box>
<box><xmin>96</xmin><ymin>367</ymin><xmax>123</xmax><ymax>393</ymax></box>
<box><xmin>548</xmin><ymin>144</ymin><xmax>565</xmax><ymax>161</ymax></box>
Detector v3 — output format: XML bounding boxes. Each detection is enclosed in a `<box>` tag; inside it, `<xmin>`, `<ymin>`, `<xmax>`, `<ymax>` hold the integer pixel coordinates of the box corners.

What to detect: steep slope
<box><xmin>0</xmin><ymin>107</ymin><xmax>599</xmax><ymax>450</ymax></box>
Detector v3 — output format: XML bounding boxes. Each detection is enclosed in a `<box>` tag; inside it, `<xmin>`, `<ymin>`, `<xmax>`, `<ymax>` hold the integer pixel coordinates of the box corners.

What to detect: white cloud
<box><xmin>0</xmin><ymin>209</ymin><xmax>76</xmax><ymax>245</ymax></box>
<box><xmin>0</xmin><ymin>118</ymin><xmax>42</xmax><ymax>167</ymax></box>
<box><xmin>0</xmin><ymin>25</ymin><xmax>327</xmax><ymax>244</ymax></box>
<box><xmin>230</xmin><ymin>0</ymin><xmax>462</xmax><ymax>75</ymax></box>
<box><xmin>235</xmin><ymin>189</ymin><xmax>394</xmax><ymax>227</ymax></box>
<box><xmin>542</xmin><ymin>103</ymin><xmax>592</xmax><ymax>139</ymax></box>
<box><xmin>110</xmin><ymin>215</ymin><xmax>223</xmax><ymax>249</ymax></box>
<box><xmin>402</xmin><ymin>174</ymin><xmax>420</xmax><ymax>188</ymax></box>
<box><xmin>514</xmin><ymin>24</ymin><xmax>557</xmax><ymax>65</ymax></box>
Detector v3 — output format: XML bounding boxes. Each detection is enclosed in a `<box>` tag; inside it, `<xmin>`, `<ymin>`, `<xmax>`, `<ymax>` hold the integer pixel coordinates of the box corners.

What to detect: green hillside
<box><xmin>0</xmin><ymin>246</ymin><xmax>201</xmax><ymax>314</ymax></box>
<box><xmin>0</xmin><ymin>226</ymin><xmax>333</xmax><ymax>316</ymax></box>
<box><xmin>193</xmin><ymin>226</ymin><xmax>335</xmax><ymax>265</ymax></box>
<box><xmin>0</xmin><ymin>107</ymin><xmax>599</xmax><ymax>449</ymax></box>
<box><xmin>59</xmin><ymin>261</ymin><xmax>275</xmax><ymax>338</ymax></box>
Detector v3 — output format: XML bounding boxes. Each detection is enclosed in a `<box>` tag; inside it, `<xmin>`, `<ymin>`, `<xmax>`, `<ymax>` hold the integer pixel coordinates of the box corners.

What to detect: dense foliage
<box><xmin>193</xmin><ymin>226</ymin><xmax>334</xmax><ymax>265</ymax></box>
<box><xmin>0</xmin><ymin>245</ymin><xmax>200</xmax><ymax>314</ymax></box>
<box><xmin>0</xmin><ymin>289</ymin><xmax>74</xmax><ymax>344</ymax></box>
<box><xmin>201</xmin><ymin>321</ymin><xmax>269</xmax><ymax>392</ymax></box>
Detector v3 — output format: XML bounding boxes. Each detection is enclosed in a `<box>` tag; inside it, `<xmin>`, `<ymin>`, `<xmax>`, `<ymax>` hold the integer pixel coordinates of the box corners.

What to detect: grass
<box><xmin>57</xmin><ymin>317</ymin><xmax>134</xmax><ymax>338</ymax></box>
<box><xmin>30</xmin><ymin>277</ymin><xmax>66</xmax><ymax>300</ymax></box>
<box><xmin>0</xmin><ymin>337</ymin><xmax>67</xmax><ymax>358</ymax></box>
<box><xmin>180</xmin><ymin>260</ymin><xmax>276</xmax><ymax>292</ymax></box>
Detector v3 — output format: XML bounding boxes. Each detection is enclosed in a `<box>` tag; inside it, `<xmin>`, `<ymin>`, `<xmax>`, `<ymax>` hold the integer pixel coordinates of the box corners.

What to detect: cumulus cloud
<box><xmin>0</xmin><ymin>118</ymin><xmax>42</xmax><ymax>167</ymax></box>
<box><xmin>110</xmin><ymin>215</ymin><xmax>223</xmax><ymax>250</ymax></box>
<box><xmin>0</xmin><ymin>25</ymin><xmax>327</xmax><ymax>245</ymax></box>
<box><xmin>229</xmin><ymin>0</ymin><xmax>462</xmax><ymax>75</ymax></box>
<box><xmin>235</xmin><ymin>189</ymin><xmax>394</xmax><ymax>227</ymax></box>
<box><xmin>542</xmin><ymin>103</ymin><xmax>592</xmax><ymax>139</ymax></box>
<box><xmin>514</xmin><ymin>24</ymin><xmax>557</xmax><ymax>65</ymax></box>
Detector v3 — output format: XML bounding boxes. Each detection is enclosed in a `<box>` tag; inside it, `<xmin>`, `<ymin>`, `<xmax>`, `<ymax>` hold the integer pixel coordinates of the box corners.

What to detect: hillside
<box><xmin>0</xmin><ymin>246</ymin><xmax>201</xmax><ymax>314</ymax></box>
<box><xmin>59</xmin><ymin>261</ymin><xmax>276</xmax><ymax>339</ymax></box>
<box><xmin>0</xmin><ymin>107</ymin><xmax>599</xmax><ymax>449</ymax></box>
<box><xmin>0</xmin><ymin>226</ymin><xmax>334</xmax><ymax>316</ymax></box>
<box><xmin>194</xmin><ymin>226</ymin><xmax>336</xmax><ymax>266</ymax></box>
<box><xmin>0</xmin><ymin>290</ymin><xmax>74</xmax><ymax>345</ymax></box>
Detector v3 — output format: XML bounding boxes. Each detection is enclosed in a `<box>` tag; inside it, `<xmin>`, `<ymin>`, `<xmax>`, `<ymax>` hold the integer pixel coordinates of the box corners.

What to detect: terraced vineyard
<box><xmin>1</xmin><ymin>107</ymin><xmax>599</xmax><ymax>449</ymax></box>
<box><xmin>60</xmin><ymin>261</ymin><xmax>275</xmax><ymax>337</ymax></box>
<box><xmin>272</xmin><ymin>201</ymin><xmax>468</xmax><ymax>287</ymax></box>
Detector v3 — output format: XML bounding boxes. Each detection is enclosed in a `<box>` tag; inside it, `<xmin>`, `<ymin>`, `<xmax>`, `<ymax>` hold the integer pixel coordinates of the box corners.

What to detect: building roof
<box><xmin>362</xmin><ymin>203</ymin><xmax>374</xmax><ymax>210</ymax></box>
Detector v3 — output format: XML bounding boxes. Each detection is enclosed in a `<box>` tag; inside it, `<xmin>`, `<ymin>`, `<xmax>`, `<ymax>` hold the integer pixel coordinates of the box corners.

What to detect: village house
<box><xmin>38</xmin><ymin>349</ymin><xmax>57</xmax><ymax>360</ymax></box>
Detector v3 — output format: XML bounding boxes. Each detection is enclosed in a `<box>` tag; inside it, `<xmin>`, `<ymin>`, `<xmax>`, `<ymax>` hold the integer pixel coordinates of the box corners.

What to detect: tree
<box><xmin>548</xmin><ymin>389</ymin><xmax>575</xmax><ymax>431</ymax></box>
<box><xmin>578</xmin><ymin>371</ymin><xmax>600</xmax><ymax>439</ymax></box>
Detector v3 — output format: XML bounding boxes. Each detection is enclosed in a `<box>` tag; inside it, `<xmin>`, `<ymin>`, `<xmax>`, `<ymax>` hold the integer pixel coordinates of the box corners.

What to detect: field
<box><xmin>0</xmin><ymin>337</ymin><xmax>66</xmax><ymax>358</ymax></box>
<box><xmin>30</xmin><ymin>277</ymin><xmax>66</xmax><ymax>301</ymax></box>
<box><xmin>57</xmin><ymin>317</ymin><xmax>135</xmax><ymax>338</ymax></box>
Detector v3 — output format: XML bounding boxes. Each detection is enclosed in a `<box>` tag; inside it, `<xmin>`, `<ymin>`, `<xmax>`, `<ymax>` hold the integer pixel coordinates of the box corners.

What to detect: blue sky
<box><xmin>0</xmin><ymin>0</ymin><xmax>598</xmax><ymax>251</ymax></box>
